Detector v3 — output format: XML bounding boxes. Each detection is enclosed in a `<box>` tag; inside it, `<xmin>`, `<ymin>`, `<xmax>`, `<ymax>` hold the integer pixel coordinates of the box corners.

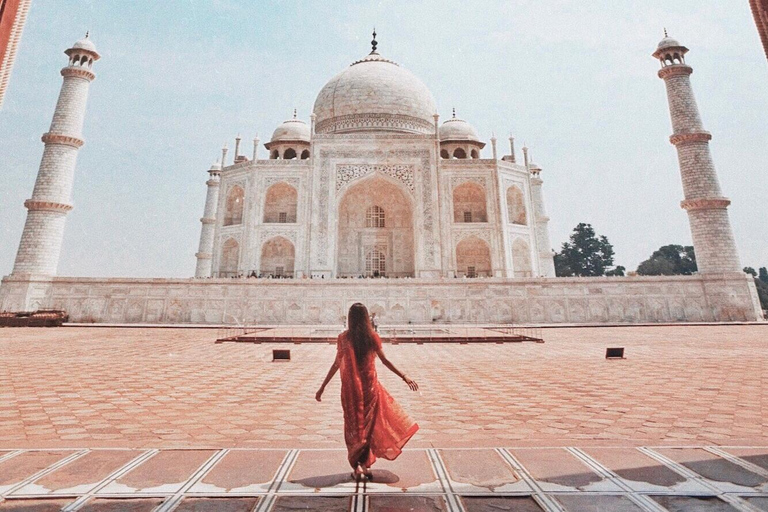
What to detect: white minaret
<box><xmin>529</xmin><ymin>163</ymin><xmax>556</xmax><ymax>277</ymax></box>
<box><xmin>194</xmin><ymin>162</ymin><xmax>222</xmax><ymax>277</ymax></box>
<box><xmin>654</xmin><ymin>33</ymin><xmax>741</xmax><ymax>274</ymax></box>
<box><xmin>11</xmin><ymin>34</ymin><xmax>100</xmax><ymax>277</ymax></box>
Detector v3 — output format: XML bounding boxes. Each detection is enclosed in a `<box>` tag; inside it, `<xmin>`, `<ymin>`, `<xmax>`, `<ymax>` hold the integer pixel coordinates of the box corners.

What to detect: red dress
<box><xmin>337</xmin><ymin>331</ymin><xmax>419</xmax><ymax>469</ymax></box>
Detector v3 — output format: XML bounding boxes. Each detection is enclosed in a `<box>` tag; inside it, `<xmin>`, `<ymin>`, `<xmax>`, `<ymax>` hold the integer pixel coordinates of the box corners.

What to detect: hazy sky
<box><xmin>1</xmin><ymin>0</ymin><xmax>766</xmax><ymax>278</ymax></box>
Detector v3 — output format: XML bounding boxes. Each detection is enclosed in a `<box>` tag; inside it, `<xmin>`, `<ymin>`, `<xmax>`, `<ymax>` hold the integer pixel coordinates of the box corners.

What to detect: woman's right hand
<box><xmin>404</xmin><ymin>376</ymin><xmax>418</xmax><ymax>391</ymax></box>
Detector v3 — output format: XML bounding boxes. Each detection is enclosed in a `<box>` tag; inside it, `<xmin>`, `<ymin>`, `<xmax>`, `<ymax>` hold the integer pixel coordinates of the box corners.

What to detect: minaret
<box><xmin>194</xmin><ymin>162</ymin><xmax>222</xmax><ymax>277</ymax></box>
<box><xmin>10</xmin><ymin>34</ymin><xmax>100</xmax><ymax>277</ymax></box>
<box><xmin>529</xmin><ymin>163</ymin><xmax>555</xmax><ymax>277</ymax></box>
<box><xmin>654</xmin><ymin>33</ymin><xmax>741</xmax><ymax>274</ymax></box>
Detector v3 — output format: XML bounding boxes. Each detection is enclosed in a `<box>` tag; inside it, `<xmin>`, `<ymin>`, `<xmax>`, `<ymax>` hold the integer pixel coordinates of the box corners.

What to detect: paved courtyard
<box><xmin>0</xmin><ymin>325</ymin><xmax>767</xmax><ymax>511</ymax></box>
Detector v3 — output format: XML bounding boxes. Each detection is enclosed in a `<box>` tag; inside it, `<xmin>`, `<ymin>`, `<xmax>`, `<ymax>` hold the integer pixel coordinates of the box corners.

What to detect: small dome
<box><xmin>440</xmin><ymin>112</ymin><xmax>480</xmax><ymax>142</ymax></box>
<box><xmin>529</xmin><ymin>163</ymin><xmax>542</xmax><ymax>171</ymax></box>
<box><xmin>72</xmin><ymin>33</ymin><xmax>97</xmax><ymax>53</ymax></box>
<box><xmin>657</xmin><ymin>36</ymin><xmax>681</xmax><ymax>50</ymax></box>
<box><xmin>313</xmin><ymin>52</ymin><xmax>437</xmax><ymax>134</ymax></box>
<box><xmin>271</xmin><ymin>117</ymin><xmax>310</xmax><ymax>143</ymax></box>
<box><xmin>209</xmin><ymin>161</ymin><xmax>222</xmax><ymax>171</ymax></box>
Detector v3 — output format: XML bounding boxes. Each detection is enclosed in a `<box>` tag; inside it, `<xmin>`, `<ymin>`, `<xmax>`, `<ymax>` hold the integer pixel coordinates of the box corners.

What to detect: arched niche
<box><xmin>456</xmin><ymin>236</ymin><xmax>491</xmax><ymax>277</ymax></box>
<box><xmin>263</xmin><ymin>182</ymin><xmax>298</xmax><ymax>223</ymax></box>
<box><xmin>506</xmin><ymin>185</ymin><xmax>527</xmax><ymax>225</ymax></box>
<box><xmin>260</xmin><ymin>236</ymin><xmax>295</xmax><ymax>277</ymax></box>
<box><xmin>337</xmin><ymin>175</ymin><xmax>414</xmax><ymax>277</ymax></box>
<box><xmin>224</xmin><ymin>185</ymin><xmax>244</xmax><ymax>226</ymax></box>
<box><xmin>220</xmin><ymin>238</ymin><xmax>239</xmax><ymax>276</ymax></box>
<box><xmin>453</xmin><ymin>182</ymin><xmax>487</xmax><ymax>223</ymax></box>
<box><xmin>512</xmin><ymin>238</ymin><xmax>532</xmax><ymax>277</ymax></box>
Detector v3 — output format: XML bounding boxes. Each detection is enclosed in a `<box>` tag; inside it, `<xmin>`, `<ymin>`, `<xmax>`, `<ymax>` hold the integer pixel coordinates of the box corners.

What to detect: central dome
<box><xmin>313</xmin><ymin>52</ymin><xmax>437</xmax><ymax>135</ymax></box>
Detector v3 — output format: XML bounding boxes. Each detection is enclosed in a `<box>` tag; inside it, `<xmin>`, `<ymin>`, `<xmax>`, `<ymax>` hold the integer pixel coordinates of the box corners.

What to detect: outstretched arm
<box><xmin>315</xmin><ymin>360</ymin><xmax>339</xmax><ymax>402</ymax></box>
<box><xmin>377</xmin><ymin>348</ymin><xmax>418</xmax><ymax>391</ymax></box>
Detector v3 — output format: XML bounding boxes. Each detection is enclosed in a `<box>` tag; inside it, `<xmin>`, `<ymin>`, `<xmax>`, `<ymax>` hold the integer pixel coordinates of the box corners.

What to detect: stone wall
<box><xmin>1</xmin><ymin>273</ymin><xmax>762</xmax><ymax>324</ymax></box>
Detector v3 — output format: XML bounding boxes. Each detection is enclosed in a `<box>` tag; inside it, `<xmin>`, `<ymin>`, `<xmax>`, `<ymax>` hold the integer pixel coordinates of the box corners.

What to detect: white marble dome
<box><xmin>72</xmin><ymin>34</ymin><xmax>98</xmax><ymax>53</ymax></box>
<box><xmin>313</xmin><ymin>52</ymin><xmax>437</xmax><ymax>135</ymax></box>
<box><xmin>657</xmin><ymin>36</ymin><xmax>682</xmax><ymax>50</ymax></box>
<box><xmin>439</xmin><ymin>114</ymin><xmax>480</xmax><ymax>142</ymax></box>
<box><xmin>271</xmin><ymin>118</ymin><xmax>310</xmax><ymax>143</ymax></box>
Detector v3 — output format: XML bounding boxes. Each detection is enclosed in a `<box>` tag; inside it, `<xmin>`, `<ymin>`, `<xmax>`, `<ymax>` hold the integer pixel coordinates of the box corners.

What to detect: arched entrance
<box><xmin>337</xmin><ymin>176</ymin><xmax>414</xmax><ymax>277</ymax></box>
<box><xmin>260</xmin><ymin>236</ymin><xmax>295</xmax><ymax>277</ymax></box>
<box><xmin>455</xmin><ymin>236</ymin><xmax>492</xmax><ymax>277</ymax></box>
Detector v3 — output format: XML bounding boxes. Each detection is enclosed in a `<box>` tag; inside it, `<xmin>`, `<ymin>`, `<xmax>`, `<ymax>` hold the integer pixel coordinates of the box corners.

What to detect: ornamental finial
<box><xmin>452</xmin><ymin>107</ymin><xmax>456</xmax><ymax>119</ymax></box>
<box><xmin>293</xmin><ymin>108</ymin><xmax>297</xmax><ymax>119</ymax></box>
<box><xmin>371</xmin><ymin>28</ymin><xmax>378</xmax><ymax>54</ymax></box>
<box><xmin>85</xmin><ymin>30</ymin><xmax>89</xmax><ymax>38</ymax></box>
<box><xmin>664</xmin><ymin>27</ymin><xmax>668</xmax><ymax>38</ymax></box>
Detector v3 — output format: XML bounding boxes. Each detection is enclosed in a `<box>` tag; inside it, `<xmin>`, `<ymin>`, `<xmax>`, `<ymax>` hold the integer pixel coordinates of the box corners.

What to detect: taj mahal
<box><xmin>195</xmin><ymin>33</ymin><xmax>553</xmax><ymax>282</ymax></box>
<box><xmin>0</xmin><ymin>31</ymin><xmax>763</xmax><ymax>325</ymax></box>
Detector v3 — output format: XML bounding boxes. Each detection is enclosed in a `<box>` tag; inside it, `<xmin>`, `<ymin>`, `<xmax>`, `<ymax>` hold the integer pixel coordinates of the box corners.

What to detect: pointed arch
<box><xmin>512</xmin><ymin>238</ymin><xmax>532</xmax><ymax>277</ymax></box>
<box><xmin>456</xmin><ymin>236</ymin><xmax>491</xmax><ymax>277</ymax></box>
<box><xmin>453</xmin><ymin>182</ymin><xmax>487</xmax><ymax>223</ymax></box>
<box><xmin>224</xmin><ymin>185</ymin><xmax>245</xmax><ymax>225</ymax></box>
<box><xmin>220</xmin><ymin>238</ymin><xmax>239</xmax><ymax>276</ymax></box>
<box><xmin>263</xmin><ymin>182</ymin><xmax>298</xmax><ymax>223</ymax></box>
<box><xmin>506</xmin><ymin>185</ymin><xmax>527</xmax><ymax>225</ymax></box>
<box><xmin>260</xmin><ymin>236</ymin><xmax>295</xmax><ymax>277</ymax></box>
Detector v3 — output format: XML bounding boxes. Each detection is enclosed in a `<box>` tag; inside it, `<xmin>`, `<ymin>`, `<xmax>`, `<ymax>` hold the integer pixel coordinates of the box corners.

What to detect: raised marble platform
<box><xmin>0</xmin><ymin>273</ymin><xmax>762</xmax><ymax>324</ymax></box>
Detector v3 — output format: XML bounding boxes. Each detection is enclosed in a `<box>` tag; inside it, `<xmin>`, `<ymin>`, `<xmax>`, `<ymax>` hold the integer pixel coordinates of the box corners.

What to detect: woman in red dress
<box><xmin>315</xmin><ymin>303</ymin><xmax>419</xmax><ymax>481</ymax></box>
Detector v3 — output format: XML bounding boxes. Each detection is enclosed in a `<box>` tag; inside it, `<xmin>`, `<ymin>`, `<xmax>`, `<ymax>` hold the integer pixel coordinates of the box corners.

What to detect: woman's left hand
<box><xmin>315</xmin><ymin>388</ymin><xmax>324</xmax><ymax>402</ymax></box>
<box><xmin>404</xmin><ymin>377</ymin><xmax>419</xmax><ymax>391</ymax></box>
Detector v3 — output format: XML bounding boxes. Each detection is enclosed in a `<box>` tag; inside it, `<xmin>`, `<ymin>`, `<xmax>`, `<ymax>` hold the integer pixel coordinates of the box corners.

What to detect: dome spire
<box><xmin>664</xmin><ymin>27</ymin><xmax>668</xmax><ymax>38</ymax></box>
<box><xmin>452</xmin><ymin>107</ymin><xmax>456</xmax><ymax>119</ymax></box>
<box><xmin>370</xmin><ymin>28</ymin><xmax>378</xmax><ymax>54</ymax></box>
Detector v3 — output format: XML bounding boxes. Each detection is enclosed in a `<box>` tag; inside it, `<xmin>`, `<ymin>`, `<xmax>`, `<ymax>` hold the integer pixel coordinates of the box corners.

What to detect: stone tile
<box><xmin>0</xmin><ymin>499</ymin><xmax>74</xmax><ymax>511</ymax></box>
<box><xmin>439</xmin><ymin>449</ymin><xmax>522</xmax><ymax>492</ymax></box>
<box><xmin>271</xmin><ymin>496</ymin><xmax>350</xmax><ymax>511</ymax></box>
<box><xmin>282</xmin><ymin>450</ymin><xmax>355</xmax><ymax>493</ymax></box>
<box><xmin>461</xmin><ymin>496</ymin><xmax>542</xmax><ymax>512</ymax></box>
<box><xmin>509</xmin><ymin>449</ymin><xmax>614</xmax><ymax>492</ymax></box>
<box><xmin>744</xmin><ymin>497</ymin><xmax>768</xmax><ymax>511</ymax></box>
<box><xmin>370</xmin><ymin>495</ymin><xmax>447</xmax><ymax>512</ymax></box>
<box><xmin>583</xmin><ymin>447</ymin><xmax>691</xmax><ymax>491</ymax></box>
<box><xmin>14</xmin><ymin>450</ymin><xmax>139</xmax><ymax>495</ymax></box>
<box><xmin>0</xmin><ymin>452</ymin><xmax>72</xmax><ymax>491</ymax></box>
<box><xmin>364</xmin><ymin>450</ymin><xmax>439</xmax><ymax>493</ymax></box>
<box><xmin>174</xmin><ymin>497</ymin><xmax>260</xmax><ymax>512</ymax></box>
<box><xmin>100</xmin><ymin>450</ymin><xmax>215</xmax><ymax>494</ymax></box>
<box><xmin>190</xmin><ymin>450</ymin><xmax>285</xmax><ymax>493</ymax></box>
<box><xmin>650</xmin><ymin>496</ymin><xmax>739</xmax><ymax>511</ymax></box>
<box><xmin>78</xmin><ymin>497</ymin><xmax>164</xmax><ymax>511</ymax></box>
<box><xmin>656</xmin><ymin>448</ymin><xmax>766</xmax><ymax>489</ymax></box>
<box><xmin>555</xmin><ymin>495</ymin><xmax>644</xmax><ymax>512</ymax></box>
<box><xmin>722</xmin><ymin>448</ymin><xmax>768</xmax><ymax>472</ymax></box>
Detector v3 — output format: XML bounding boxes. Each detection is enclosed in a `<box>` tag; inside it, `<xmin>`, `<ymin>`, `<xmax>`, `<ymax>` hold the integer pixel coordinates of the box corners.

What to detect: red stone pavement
<box><xmin>0</xmin><ymin>325</ymin><xmax>767</xmax><ymax>449</ymax></box>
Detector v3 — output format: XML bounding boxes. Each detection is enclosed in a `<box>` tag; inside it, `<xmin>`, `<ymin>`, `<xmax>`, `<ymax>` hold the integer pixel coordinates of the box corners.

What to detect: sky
<box><xmin>0</xmin><ymin>0</ymin><xmax>766</xmax><ymax>278</ymax></box>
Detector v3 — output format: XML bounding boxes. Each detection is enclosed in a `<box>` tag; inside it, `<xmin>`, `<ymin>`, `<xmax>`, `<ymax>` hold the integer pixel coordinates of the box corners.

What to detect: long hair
<box><xmin>347</xmin><ymin>303</ymin><xmax>377</xmax><ymax>362</ymax></box>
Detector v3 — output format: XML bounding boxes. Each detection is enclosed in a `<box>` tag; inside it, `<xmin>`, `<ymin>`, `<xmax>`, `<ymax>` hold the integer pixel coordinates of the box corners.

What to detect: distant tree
<box><xmin>744</xmin><ymin>267</ymin><xmax>757</xmax><ymax>277</ymax></box>
<box><xmin>605</xmin><ymin>265</ymin><xmax>626</xmax><ymax>277</ymax></box>
<box><xmin>760</xmin><ymin>267</ymin><xmax>768</xmax><ymax>284</ymax></box>
<box><xmin>554</xmin><ymin>223</ymin><xmax>617</xmax><ymax>277</ymax></box>
<box><xmin>636</xmin><ymin>245</ymin><xmax>697</xmax><ymax>276</ymax></box>
<box><xmin>745</xmin><ymin>266</ymin><xmax>768</xmax><ymax>311</ymax></box>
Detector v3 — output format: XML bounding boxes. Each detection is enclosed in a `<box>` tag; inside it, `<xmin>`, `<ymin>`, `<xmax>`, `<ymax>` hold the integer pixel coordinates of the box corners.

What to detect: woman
<box><xmin>315</xmin><ymin>303</ymin><xmax>419</xmax><ymax>481</ymax></box>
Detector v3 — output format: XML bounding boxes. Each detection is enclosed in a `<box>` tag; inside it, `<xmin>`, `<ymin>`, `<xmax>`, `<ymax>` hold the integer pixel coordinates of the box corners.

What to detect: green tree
<box><xmin>554</xmin><ymin>223</ymin><xmax>617</xmax><ymax>277</ymax></box>
<box><xmin>744</xmin><ymin>267</ymin><xmax>757</xmax><ymax>277</ymax></box>
<box><xmin>636</xmin><ymin>245</ymin><xmax>697</xmax><ymax>275</ymax></box>
<box><xmin>759</xmin><ymin>267</ymin><xmax>768</xmax><ymax>284</ymax></box>
<box><xmin>605</xmin><ymin>265</ymin><xmax>626</xmax><ymax>277</ymax></box>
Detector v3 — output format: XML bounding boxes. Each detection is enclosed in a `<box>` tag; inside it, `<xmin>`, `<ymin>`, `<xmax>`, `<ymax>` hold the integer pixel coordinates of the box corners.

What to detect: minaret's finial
<box><xmin>293</xmin><ymin>108</ymin><xmax>297</xmax><ymax>119</ymax></box>
<box><xmin>663</xmin><ymin>27</ymin><xmax>668</xmax><ymax>38</ymax></box>
<box><xmin>85</xmin><ymin>30</ymin><xmax>90</xmax><ymax>39</ymax></box>
<box><xmin>452</xmin><ymin>107</ymin><xmax>456</xmax><ymax>119</ymax></box>
<box><xmin>371</xmin><ymin>28</ymin><xmax>378</xmax><ymax>54</ymax></box>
